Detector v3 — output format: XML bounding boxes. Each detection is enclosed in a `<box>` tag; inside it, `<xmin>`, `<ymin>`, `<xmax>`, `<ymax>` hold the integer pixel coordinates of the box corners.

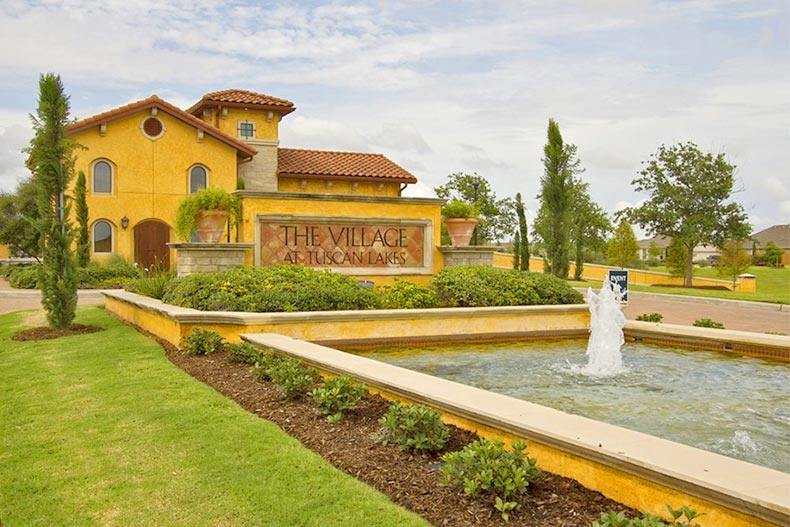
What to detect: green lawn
<box><xmin>0</xmin><ymin>307</ymin><xmax>429</xmax><ymax>527</ymax></box>
<box><xmin>570</xmin><ymin>266</ymin><xmax>789</xmax><ymax>304</ymax></box>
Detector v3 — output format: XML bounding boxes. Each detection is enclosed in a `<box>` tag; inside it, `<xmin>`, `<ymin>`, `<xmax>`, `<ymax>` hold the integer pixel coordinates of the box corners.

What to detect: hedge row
<box><xmin>159</xmin><ymin>264</ymin><xmax>582</xmax><ymax>312</ymax></box>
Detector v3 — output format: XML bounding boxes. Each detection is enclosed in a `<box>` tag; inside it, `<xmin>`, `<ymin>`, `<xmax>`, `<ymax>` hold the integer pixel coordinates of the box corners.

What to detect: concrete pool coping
<box><xmin>102</xmin><ymin>290</ymin><xmax>790</xmax><ymax>525</ymax></box>
<box><xmin>243</xmin><ymin>332</ymin><xmax>790</xmax><ymax>527</ymax></box>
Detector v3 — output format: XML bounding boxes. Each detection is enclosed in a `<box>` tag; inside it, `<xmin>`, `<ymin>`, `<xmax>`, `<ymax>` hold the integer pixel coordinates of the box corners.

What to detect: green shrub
<box><xmin>175</xmin><ymin>187</ymin><xmax>240</xmax><ymax>240</ymax></box>
<box><xmin>266</xmin><ymin>357</ymin><xmax>319</xmax><ymax>397</ymax></box>
<box><xmin>441</xmin><ymin>438</ymin><xmax>540</xmax><ymax>521</ymax></box>
<box><xmin>693</xmin><ymin>318</ymin><xmax>725</xmax><ymax>329</ymax></box>
<box><xmin>380</xmin><ymin>279</ymin><xmax>441</xmax><ymax>309</ymax></box>
<box><xmin>77</xmin><ymin>257</ymin><xmax>143</xmax><ymax>288</ymax></box>
<box><xmin>441</xmin><ymin>200</ymin><xmax>477</xmax><ymax>219</ymax></box>
<box><xmin>124</xmin><ymin>270</ymin><xmax>176</xmax><ymax>299</ymax></box>
<box><xmin>592</xmin><ymin>505</ymin><xmax>704</xmax><ymax>527</ymax></box>
<box><xmin>8</xmin><ymin>265</ymin><xmax>39</xmax><ymax>288</ymax></box>
<box><xmin>180</xmin><ymin>328</ymin><xmax>224</xmax><ymax>355</ymax></box>
<box><xmin>636</xmin><ymin>312</ymin><xmax>664</xmax><ymax>322</ymax></box>
<box><xmin>309</xmin><ymin>375</ymin><xmax>368</xmax><ymax>423</ymax></box>
<box><xmin>162</xmin><ymin>265</ymin><xmax>381</xmax><ymax>313</ymax></box>
<box><xmin>431</xmin><ymin>266</ymin><xmax>582</xmax><ymax>307</ymax></box>
<box><xmin>225</xmin><ymin>342</ymin><xmax>264</xmax><ymax>365</ymax></box>
<box><xmin>377</xmin><ymin>401</ymin><xmax>450</xmax><ymax>452</ymax></box>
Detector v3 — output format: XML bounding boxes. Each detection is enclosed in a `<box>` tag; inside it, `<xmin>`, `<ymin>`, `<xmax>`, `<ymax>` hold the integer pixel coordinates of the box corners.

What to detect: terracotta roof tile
<box><xmin>277</xmin><ymin>148</ymin><xmax>417</xmax><ymax>184</ymax></box>
<box><xmin>187</xmin><ymin>89</ymin><xmax>295</xmax><ymax>116</ymax></box>
<box><xmin>66</xmin><ymin>95</ymin><xmax>256</xmax><ymax>158</ymax></box>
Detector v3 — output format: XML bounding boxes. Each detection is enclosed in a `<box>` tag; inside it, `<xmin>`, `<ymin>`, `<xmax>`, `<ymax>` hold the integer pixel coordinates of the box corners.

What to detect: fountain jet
<box><xmin>582</xmin><ymin>277</ymin><xmax>627</xmax><ymax>377</ymax></box>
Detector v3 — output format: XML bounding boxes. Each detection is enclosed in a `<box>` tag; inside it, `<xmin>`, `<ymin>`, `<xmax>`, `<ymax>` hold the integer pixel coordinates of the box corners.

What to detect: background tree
<box><xmin>570</xmin><ymin>183</ymin><xmax>610</xmax><ymax>280</ymax></box>
<box><xmin>763</xmin><ymin>242</ymin><xmax>785</xmax><ymax>268</ymax></box>
<box><xmin>647</xmin><ymin>241</ymin><xmax>663</xmax><ymax>261</ymax></box>
<box><xmin>435</xmin><ymin>172</ymin><xmax>515</xmax><ymax>244</ymax></box>
<box><xmin>535</xmin><ymin>119</ymin><xmax>583</xmax><ymax>279</ymax></box>
<box><xmin>717</xmin><ymin>240</ymin><xmax>752</xmax><ymax>286</ymax></box>
<box><xmin>607</xmin><ymin>219</ymin><xmax>639</xmax><ymax>268</ymax></box>
<box><xmin>665</xmin><ymin>238</ymin><xmax>688</xmax><ymax>278</ymax></box>
<box><xmin>618</xmin><ymin>142</ymin><xmax>750</xmax><ymax>286</ymax></box>
<box><xmin>0</xmin><ymin>176</ymin><xmax>41</xmax><ymax>259</ymax></box>
<box><xmin>26</xmin><ymin>73</ymin><xmax>78</xmax><ymax>329</ymax></box>
<box><xmin>514</xmin><ymin>192</ymin><xmax>529</xmax><ymax>271</ymax></box>
<box><xmin>74</xmin><ymin>170</ymin><xmax>89</xmax><ymax>267</ymax></box>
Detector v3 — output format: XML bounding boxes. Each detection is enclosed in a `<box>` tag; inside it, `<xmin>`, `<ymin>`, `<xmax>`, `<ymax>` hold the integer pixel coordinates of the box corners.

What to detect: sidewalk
<box><xmin>0</xmin><ymin>279</ymin><xmax>106</xmax><ymax>315</ymax></box>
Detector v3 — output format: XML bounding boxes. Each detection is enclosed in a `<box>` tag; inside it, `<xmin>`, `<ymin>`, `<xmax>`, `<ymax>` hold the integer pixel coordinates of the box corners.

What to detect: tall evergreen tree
<box><xmin>26</xmin><ymin>73</ymin><xmax>78</xmax><ymax>329</ymax></box>
<box><xmin>536</xmin><ymin>119</ymin><xmax>582</xmax><ymax>279</ymax></box>
<box><xmin>74</xmin><ymin>170</ymin><xmax>89</xmax><ymax>267</ymax></box>
<box><xmin>512</xmin><ymin>231</ymin><xmax>521</xmax><ymax>270</ymax></box>
<box><xmin>514</xmin><ymin>192</ymin><xmax>529</xmax><ymax>271</ymax></box>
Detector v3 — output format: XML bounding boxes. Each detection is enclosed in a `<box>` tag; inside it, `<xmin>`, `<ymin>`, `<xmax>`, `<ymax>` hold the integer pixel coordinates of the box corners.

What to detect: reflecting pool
<box><xmin>353</xmin><ymin>339</ymin><xmax>790</xmax><ymax>472</ymax></box>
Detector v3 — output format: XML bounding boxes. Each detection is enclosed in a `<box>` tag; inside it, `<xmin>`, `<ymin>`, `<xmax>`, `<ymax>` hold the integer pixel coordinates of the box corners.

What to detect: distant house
<box><xmin>636</xmin><ymin>236</ymin><xmax>718</xmax><ymax>262</ymax></box>
<box><xmin>751</xmin><ymin>224</ymin><xmax>790</xmax><ymax>266</ymax></box>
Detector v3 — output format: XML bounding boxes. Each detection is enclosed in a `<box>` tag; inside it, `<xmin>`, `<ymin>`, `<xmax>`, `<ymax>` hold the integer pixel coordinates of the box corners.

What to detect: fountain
<box><xmin>580</xmin><ymin>277</ymin><xmax>627</xmax><ymax>377</ymax></box>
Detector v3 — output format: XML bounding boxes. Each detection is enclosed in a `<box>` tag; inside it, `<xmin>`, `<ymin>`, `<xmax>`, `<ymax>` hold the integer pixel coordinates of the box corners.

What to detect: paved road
<box><xmin>2</xmin><ymin>279</ymin><xmax>789</xmax><ymax>334</ymax></box>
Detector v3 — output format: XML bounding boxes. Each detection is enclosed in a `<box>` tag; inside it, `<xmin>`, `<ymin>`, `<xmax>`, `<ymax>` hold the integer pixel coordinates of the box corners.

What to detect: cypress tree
<box><xmin>27</xmin><ymin>73</ymin><xmax>78</xmax><ymax>329</ymax></box>
<box><xmin>512</xmin><ymin>231</ymin><xmax>521</xmax><ymax>270</ymax></box>
<box><xmin>75</xmin><ymin>170</ymin><xmax>89</xmax><ymax>267</ymax></box>
<box><xmin>537</xmin><ymin>119</ymin><xmax>582</xmax><ymax>279</ymax></box>
<box><xmin>515</xmin><ymin>192</ymin><xmax>529</xmax><ymax>271</ymax></box>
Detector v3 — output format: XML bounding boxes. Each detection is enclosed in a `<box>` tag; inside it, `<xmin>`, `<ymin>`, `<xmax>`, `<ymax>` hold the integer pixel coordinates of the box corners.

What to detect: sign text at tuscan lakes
<box><xmin>259</xmin><ymin>221</ymin><xmax>426</xmax><ymax>268</ymax></box>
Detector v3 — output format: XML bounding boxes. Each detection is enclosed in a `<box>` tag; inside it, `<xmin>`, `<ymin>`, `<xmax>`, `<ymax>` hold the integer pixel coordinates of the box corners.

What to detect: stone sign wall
<box><xmin>257</xmin><ymin>215</ymin><xmax>431</xmax><ymax>273</ymax></box>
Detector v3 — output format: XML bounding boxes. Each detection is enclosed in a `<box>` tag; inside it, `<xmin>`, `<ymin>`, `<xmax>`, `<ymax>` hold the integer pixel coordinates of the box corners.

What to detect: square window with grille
<box><xmin>239</xmin><ymin>122</ymin><xmax>254</xmax><ymax>138</ymax></box>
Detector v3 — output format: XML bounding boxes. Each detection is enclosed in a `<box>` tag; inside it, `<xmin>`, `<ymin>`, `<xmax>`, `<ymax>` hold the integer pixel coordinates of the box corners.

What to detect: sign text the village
<box><xmin>259</xmin><ymin>220</ymin><xmax>426</xmax><ymax>269</ymax></box>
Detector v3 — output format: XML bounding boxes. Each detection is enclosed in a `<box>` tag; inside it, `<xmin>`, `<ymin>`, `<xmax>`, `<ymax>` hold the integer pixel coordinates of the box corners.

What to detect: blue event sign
<box><xmin>607</xmin><ymin>269</ymin><xmax>629</xmax><ymax>302</ymax></box>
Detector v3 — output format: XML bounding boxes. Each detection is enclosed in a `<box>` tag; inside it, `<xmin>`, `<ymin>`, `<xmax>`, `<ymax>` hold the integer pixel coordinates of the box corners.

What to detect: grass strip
<box><xmin>0</xmin><ymin>306</ymin><xmax>429</xmax><ymax>527</ymax></box>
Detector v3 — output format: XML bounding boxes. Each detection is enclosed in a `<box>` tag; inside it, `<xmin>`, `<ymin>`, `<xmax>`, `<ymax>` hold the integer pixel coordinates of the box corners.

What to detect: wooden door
<box><xmin>134</xmin><ymin>220</ymin><xmax>170</xmax><ymax>270</ymax></box>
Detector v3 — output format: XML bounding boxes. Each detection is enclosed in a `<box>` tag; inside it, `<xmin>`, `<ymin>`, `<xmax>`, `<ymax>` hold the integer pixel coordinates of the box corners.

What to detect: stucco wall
<box><xmin>70</xmin><ymin>110</ymin><xmax>240</xmax><ymax>263</ymax></box>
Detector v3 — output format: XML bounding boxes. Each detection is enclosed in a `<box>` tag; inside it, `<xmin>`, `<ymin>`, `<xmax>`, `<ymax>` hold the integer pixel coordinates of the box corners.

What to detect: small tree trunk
<box><xmin>685</xmin><ymin>245</ymin><xmax>695</xmax><ymax>287</ymax></box>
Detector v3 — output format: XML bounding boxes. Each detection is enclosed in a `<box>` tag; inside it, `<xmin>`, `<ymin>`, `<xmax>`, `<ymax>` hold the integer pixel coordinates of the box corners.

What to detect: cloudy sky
<box><xmin>0</xmin><ymin>0</ymin><xmax>787</xmax><ymax>236</ymax></box>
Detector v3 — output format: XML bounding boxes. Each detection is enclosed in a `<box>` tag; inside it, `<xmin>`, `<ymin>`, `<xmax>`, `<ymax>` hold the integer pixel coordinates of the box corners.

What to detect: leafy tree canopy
<box><xmin>0</xmin><ymin>176</ymin><xmax>41</xmax><ymax>259</ymax></box>
<box><xmin>618</xmin><ymin>142</ymin><xmax>750</xmax><ymax>286</ymax></box>
<box><xmin>607</xmin><ymin>219</ymin><xmax>639</xmax><ymax>268</ymax></box>
<box><xmin>435</xmin><ymin>172</ymin><xmax>515</xmax><ymax>244</ymax></box>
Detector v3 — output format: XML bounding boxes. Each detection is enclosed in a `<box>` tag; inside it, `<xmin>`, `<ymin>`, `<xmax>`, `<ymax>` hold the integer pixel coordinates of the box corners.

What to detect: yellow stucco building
<box><xmin>65</xmin><ymin>89</ymin><xmax>443</xmax><ymax>284</ymax></box>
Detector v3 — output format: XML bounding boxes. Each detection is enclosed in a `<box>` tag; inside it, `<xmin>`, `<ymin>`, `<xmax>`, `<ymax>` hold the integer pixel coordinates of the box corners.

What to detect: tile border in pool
<box><xmin>242</xmin><ymin>332</ymin><xmax>790</xmax><ymax>527</ymax></box>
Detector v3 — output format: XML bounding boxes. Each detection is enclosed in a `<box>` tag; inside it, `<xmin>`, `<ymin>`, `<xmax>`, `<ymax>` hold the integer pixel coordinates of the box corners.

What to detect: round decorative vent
<box><xmin>141</xmin><ymin>116</ymin><xmax>164</xmax><ymax>139</ymax></box>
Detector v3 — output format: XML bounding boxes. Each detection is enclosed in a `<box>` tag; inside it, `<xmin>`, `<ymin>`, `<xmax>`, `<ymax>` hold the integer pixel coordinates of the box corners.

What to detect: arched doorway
<box><xmin>134</xmin><ymin>220</ymin><xmax>170</xmax><ymax>270</ymax></box>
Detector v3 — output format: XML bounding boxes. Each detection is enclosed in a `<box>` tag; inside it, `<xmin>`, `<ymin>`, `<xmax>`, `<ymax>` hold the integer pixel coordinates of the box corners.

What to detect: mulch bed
<box><xmin>12</xmin><ymin>324</ymin><xmax>104</xmax><ymax>341</ymax></box>
<box><xmin>160</xmin><ymin>347</ymin><xmax>639</xmax><ymax>526</ymax></box>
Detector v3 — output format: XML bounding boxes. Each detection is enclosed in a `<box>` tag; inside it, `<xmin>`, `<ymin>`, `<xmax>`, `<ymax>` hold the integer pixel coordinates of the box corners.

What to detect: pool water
<box><xmin>354</xmin><ymin>339</ymin><xmax>790</xmax><ymax>473</ymax></box>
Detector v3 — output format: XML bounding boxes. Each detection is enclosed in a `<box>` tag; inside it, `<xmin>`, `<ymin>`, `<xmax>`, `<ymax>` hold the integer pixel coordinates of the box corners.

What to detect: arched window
<box><xmin>93</xmin><ymin>160</ymin><xmax>112</xmax><ymax>194</ymax></box>
<box><xmin>93</xmin><ymin>220</ymin><xmax>113</xmax><ymax>254</ymax></box>
<box><xmin>189</xmin><ymin>165</ymin><xmax>208</xmax><ymax>194</ymax></box>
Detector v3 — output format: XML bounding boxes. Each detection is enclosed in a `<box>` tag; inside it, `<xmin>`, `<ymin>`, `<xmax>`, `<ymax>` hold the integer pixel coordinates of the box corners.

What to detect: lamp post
<box><xmin>471</xmin><ymin>177</ymin><xmax>480</xmax><ymax>246</ymax></box>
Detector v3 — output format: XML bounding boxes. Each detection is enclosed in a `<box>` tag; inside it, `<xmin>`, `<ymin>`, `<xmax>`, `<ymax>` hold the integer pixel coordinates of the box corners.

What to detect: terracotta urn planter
<box><xmin>445</xmin><ymin>218</ymin><xmax>478</xmax><ymax>246</ymax></box>
<box><xmin>196</xmin><ymin>210</ymin><xmax>228</xmax><ymax>243</ymax></box>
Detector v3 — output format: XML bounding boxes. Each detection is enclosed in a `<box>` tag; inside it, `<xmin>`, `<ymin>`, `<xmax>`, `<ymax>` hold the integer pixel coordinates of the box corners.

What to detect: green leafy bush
<box><xmin>441</xmin><ymin>438</ymin><xmax>540</xmax><ymax>521</ymax></box>
<box><xmin>441</xmin><ymin>200</ymin><xmax>477</xmax><ymax>219</ymax></box>
<box><xmin>431</xmin><ymin>266</ymin><xmax>582</xmax><ymax>307</ymax></box>
<box><xmin>175</xmin><ymin>187</ymin><xmax>240</xmax><ymax>240</ymax></box>
<box><xmin>266</xmin><ymin>357</ymin><xmax>319</xmax><ymax>397</ymax></box>
<box><xmin>162</xmin><ymin>264</ymin><xmax>381</xmax><ymax>313</ymax></box>
<box><xmin>636</xmin><ymin>312</ymin><xmax>664</xmax><ymax>322</ymax></box>
<box><xmin>309</xmin><ymin>375</ymin><xmax>368</xmax><ymax>423</ymax></box>
<box><xmin>377</xmin><ymin>401</ymin><xmax>450</xmax><ymax>451</ymax></box>
<box><xmin>77</xmin><ymin>257</ymin><xmax>143</xmax><ymax>288</ymax></box>
<box><xmin>380</xmin><ymin>279</ymin><xmax>441</xmax><ymax>309</ymax></box>
<box><xmin>124</xmin><ymin>269</ymin><xmax>176</xmax><ymax>299</ymax></box>
<box><xmin>592</xmin><ymin>505</ymin><xmax>704</xmax><ymax>527</ymax></box>
<box><xmin>225</xmin><ymin>342</ymin><xmax>264</xmax><ymax>365</ymax></box>
<box><xmin>180</xmin><ymin>328</ymin><xmax>224</xmax><ymax>355</ymax></box>
<box><xmin>693</xmin><ymin>318</ymin><xmax>725</xmax><ymax>329</ymax></box>
<box><xmin>8</xmin><ymin>265</ymin><xmax>39</xmax><ymax>288</ymax></box>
